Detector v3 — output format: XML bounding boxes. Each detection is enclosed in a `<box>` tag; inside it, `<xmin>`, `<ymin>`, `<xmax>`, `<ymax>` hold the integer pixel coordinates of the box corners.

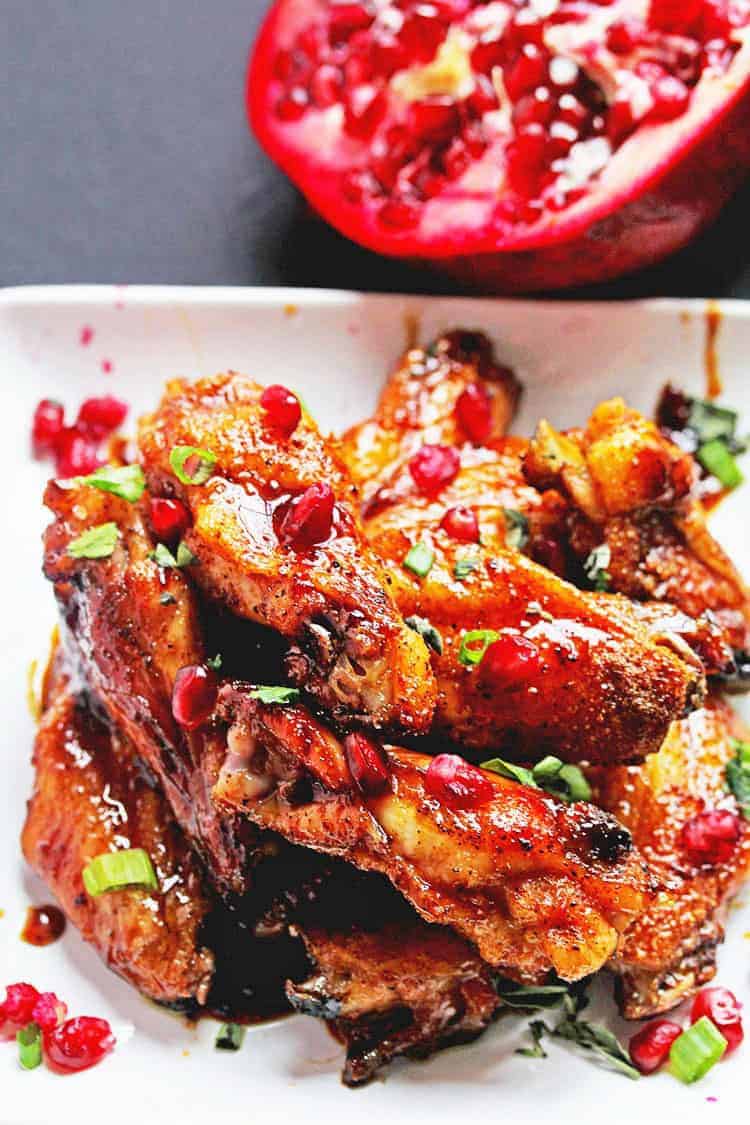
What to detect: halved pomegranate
<box><xmin>248</xmin><ymin>0</ymin><xmax>750</xmax><ymax>290</ymax></box>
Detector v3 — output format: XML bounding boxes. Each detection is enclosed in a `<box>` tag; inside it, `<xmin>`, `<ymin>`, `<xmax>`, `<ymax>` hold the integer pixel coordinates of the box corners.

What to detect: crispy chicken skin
<box><xmin>42</xmin><ymin>480</ymin><xmax>256</xmax><ymax>894</ymax></box>
<box><xmin>591</xmin><ymin>695</ymin><xmax>750</xmax><ymax>1019</ymax></box>
<box><xmin>22</xmin><ymin>653</ymin><xmax>215</xmax><ymax>1006</ymax></box>
<box><xmin>214</xmin><ymin>686</ymin><xmax>650</xmax><ymax>983</ymax></box>
<box><xmin>138</xmin><ymin>373</ymin><xmax>436</xmax><ymax>733</ymax></box>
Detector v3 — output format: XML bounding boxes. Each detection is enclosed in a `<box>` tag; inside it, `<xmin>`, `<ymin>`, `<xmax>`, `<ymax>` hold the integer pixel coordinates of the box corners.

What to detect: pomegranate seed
<box><xmin>680</xmin><ymin>808</ymin><xmax>742</xmax><ymax>866</ymax></box>
<box><xmin>149</xmin><ymin>497</ymin><xmax>190</xmax><ymax>543</ymax></box>
<box><xmin>414</xmin><ymin>166</ymin><xmax>446</xmax><ymax>198</ymax></box>
<box><xmin>260</xmin><ymin>383</ymin><xmax>302</xmax><ymax>437</ymax></box>
<box><xmin>507</xmin><ymin>10</ymin><xmax>545</xmax><ymax>48</ymax></box>
<box><xmin>703</xmin><ymin>37</ymin><xmax>735</xmax><ymax>72</ymax></box>
<box><xmin>341</xmin><ymin>167</ymin><xmax>381</xmax><ymax>202</ymax></box>
<box><xmin>344</xmin><ymin>732</ymin><xmax>391</xmax><ymax>795</ymax></box>
<box><xmin>424</xmin><ymin>753</ymin><xmax>495</xmax><ymax>811</ymax></box>
<box><xmin>606</xmin><ymin>19</ymin><xmax>645</xmax><ymax>53</ymax></box>
<box><xmin>557</xmin><ymin>93</ymin><xmax>589</xmax><ymax>129</ymax></box>
<box><xmin>344</xmin><ymin>50</ymin><xmax>375</xmax><ymax>85</ymax></box>
<box><xmin>456</xmin><ymin>382</ymin><xmax>493</xmax><ymax>442</ymax></box>
<box><xmin>628</xmin><ymin>1019</ymin><xmax>682</xmax><ymax>1074</ymax></box>
<box><xmin>32</xmin><ymin>992</ymin><xmax>68</xmax><ymax>1033</ymax></box>
<box><xmin>647</xmin><ymin>75</ymin><xmax>690</xmax><ymax>122</ymax></box>
<box><xmin>440</xmin><ymin>505</ymin><xmax>480</xmax><ymax>542</ymax></box>
<box><xmin>441</xmin><ymin>137</ymin><xmax>471</xmax><ymax>178</ymax></box>
<box><xmin>372</xmin><ymin>129</ymin><xmax>415</xmax><ymax>189</ymax></box>
<box><xmin>0</xmin><ymin>983</ymin><xmax>40</xmax><ymax>1031</ymax></box>
<box><xmin>76</xmin><ymin>394</ymin><xmax>128</xmax><ymax>437</ymax></box>
<box><xmin>172</xmin><ymin>664</ymin><xmax>219</xmax><ymax>730</ymax></box>
<box><xmin>344</xmin><ymin>83</ymin><xmax>386</xmax><ymax>138</ymax></box>
<box><xmin>480</xmin><ymin>634</ymin><xmax>542</xmax><ymax>686</ymax></box>
<box><xmin>462</xmin><ymin>122</ymin><xmax>488</xmax><ymax>158</ymax></box>
<box><xmin>701</xmin><ymin>0</ymin><xmax>743</xmax><ymax>39</ymax></box>
<box><xmin>379</xmin><ymin>195</ymin><xmax>421</xmax><ymax>228</ymax></box>
<box><xmin>513</xmin><ymin>87</ymin><xmax>554</xmax><ymax>128</ymax></box>
<box><xmin>471</xmin><ymin>35</ymin><xmax>506</xmax><ymax>74</ymax></box>
<box><xmin>691</xmin><ymin>986</ymin><xmax>744</xmax><ymax>1054</ymax></box>
<box><xmin>277</xmin><ymin>482</ymin><xmax>335</xmax><ymax>549</ymax></box>
<box><xmin>606</xmin><ymin>93</ymin><xmax>640</xmax><ymax>144</ymax></box>
<box><xmin>54</xmin><ymin>428</ymin><xmax>103</xmax><ymax>478</ymax></box>
<box><xmin>467</xmin><ymin>75</ymin><xmax>498</xmax><ymax>117</ymax></box>
<box><xmin>44</xmin><ymin>1016</ymin><xmax>115</xmax><ymax>1073</ymax></box>
<box><xmin>369</xmin><ymin>31</ymin><xmax>409</xmax><ymax>75</ymax></box>
<box><xmin>506</xmin><ymin>123</ymin><xmax>548</xmax><ymax>195</ymax></box>
<box><xmin>274</xmin><ymin>48</ymin><xmax>311</xmax><ymax>83</ymax></box>
<box><xmin>31</xmin><ymin>399</ymin><xmax>65</xmax><ymax>458</ymax></box>
<box><xmin>310</xmin><ymin>64</ymin><xmax>344</xmax><ymax>107</ymax></box>
<box><xmin>648</xmin><ymin>0</ymin><xmax>704</xmax><ymax>35</ymax></box>
<box><xmin>409</xmin><ymin>444</ymin><xmax>460</xmax><ymax>495</ymax></box>
<box><xmin>548</xmin><ymin>119</ymin><xmax>579</xmax><ymax>158</ymax></box>
<box><xmin>296</xmin><ymin>25</ymin><xmax>325</xmax><ymax>59</ymax></box>
<box><xmin>398</xmin><ymin>4</ymin><xmax>448</xmax><ymax>64</ymax></box>
<box><xmin>276</xmin><ymin>86</ymin><xmax>309</xmax><ymax>121</ymax></box>
<box><xmin>407</xmin><ymin>96</ymin><xmax>459</xmax><ymax>143</ymax></box>
<box><xmin>505</xmin><ymin>45</ymin><xmax>548</xmax><ymax>102</ymax></box>
<box><xmin>329</xmin><ymin>2</ymin><xmax>374</xmax><ymax>43</ymax></box>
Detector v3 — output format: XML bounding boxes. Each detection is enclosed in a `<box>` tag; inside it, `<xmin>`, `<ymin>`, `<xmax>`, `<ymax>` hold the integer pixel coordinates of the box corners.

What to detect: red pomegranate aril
<box><xmin>149</xmin><ymin>497</ymin><xmax>190</xmax><ymax>543</ymax></box>
<box><xmin>341</xmin><ymin>167</ymin><xmax>381</xmax><ymax>202</ymax></box>
<box><xmin>441</xmin><ymin>137</ymin><xmax>471</xmax><ymax>178</ymax></box>
<box><xmin>276</xmin><ymin>86</ymin><xmax>309</xmax><ymax>121</ymax></box>
<box><xmin>260</xmin><ymin>383</ymin><xmax>302</xmax><ymax>437</ymax></box>
<box><xmin>32</xmin><ymin>399</ymin><xmax>65</xmax><ymax>458</ymax></box>
<box><xmin>44</xmin><ymin>1016</ymin><xmax>116</xmax><ymax>1074</ymax></box>
<box><xmin>505</xmin><ymin>44</ymin><xmax>549</xmax><ymax>101</ymax></box>
<box><xmin>329</xmin><ymin>2</ymin><xmax>374</xmax><ymax>44</ymax></box>
<box><xmin>557</xmin><ymin>92</ymin><xmax>589</xmax><ymax>128</ymax></box>
<box><xmin>344</xmin><ymin>732</ymin><xmax>391</xmax><ymax>795</ymax></box>
<box><xmin>32</xmin><ymin>992</ymin><xmax>68</xmax><ymax>1033</ymax></box>
<box><xmin>77</xmin><ymin>394</ymin><xmax>128</xmax><ymax>437</ymax></box>
<box><xmin>277</xmin><ymin>482</ymin><xmax>335</xmax><ymax>549</ymax></box>
<box><xmin>648</xmin><ymin>0</ymin><xmax>704</xmax><ymax>35</ymax></box>
<box><xmin>467</xmin><ymin>74</ymin><xmax>498</xmax><ymax>117</ymax></box>
<box><xmin>441</xmin><ymin>505</ymin><xmax>480</xmax><ymax>542</ymax></box>
<box><xmin>379</xmin><ymin>195</ymin><xmax>421</xmax><ymax>227</ymax></box>
<box><xmin>172</xmin><ymin>664</ymin><xmax>219</xmax><ymax>730</ymax></box>
<box><xmin>470</xmin><ymin>35</ymin><xmax>506</xmax><ymax>75</ymax></box>
<box><xmin>681</xmin><ymin>808</ymin><xmax>742</xmax><ymax>865</ymax></box>
<box><xmin>702</xmin><ymin>0</ymin><xmax>746</xmax><ymax>39</ymax></box>
<box><xmin>513</xmin><ymin>87</ymin><xmax>554</xmax><ymax>128</ymax></box>
<box><xmin>273</xmin><ymin>48</ymin><xmax>306</xmax><ymax>82</ymax></box>
<box><xmin>370</xmin><ymin>31</ymin><xmax>410</xmax><ymax>76</ymax></box>
<box><xmin>606</xmin><ymin>18</ymin><xmax>646</xmax><ymax>54</ymax></box>
<box><xmin>703</xmin><ymin>36</ymin><xmax>736</xmax><ymax>72</ymax></box>
<box><xmin>0</xmin><ymin>983</ymin><xmax>40</xmax><ymax>1032</ymax></box>
<box><xmin>691</xmin><ymin>986</ymin><xmax>744</xmax><ymax>1053</ymax></box>
<box><xmin>628</xmin><ymin>1019</ymin><xmax>682</xmax><ymax>1074</ymax></box>
<box><xmin>424</xmin><ymin>753</ymin><xmax>495</xmax><ymax>811</ymax></box>
<box><xmin>398</xmin><ymin>4</ymin><xmax>447</xmax><ymax>64</ymax></box>
<box><xmin>506</xmin><ymin>123</ymin><xmax>548</xmax><ymax>194</ymax></box>
<box><xmin>414</xmin><ymin>166</ymin><xmax>446</xmax><ymax>198</ymax></box>
<box><xmin>606</xmin><ymin>92</ymin><xmax>640</xmax><ymax>143</ymax></box>
<box><xmin>344</xmin><ymin>83</ymin><xmax>386</xmax><ymax>138</ymax></box>
<box><xmin>456</xmin><ymin>382</ymin><xmax>492</xmax><ymax>442</ymax></box>
<box><xmin>480</xmin><ymin>634</ymin><xmax>542</xmax><ymax>686</ymax></box>
<box><xmin>507</xmin><ymin>10</ymin><xmax>545</xmax><ymax>48</ymax></box>
<box><xmin>648</xmin><ymin>75</ymin><xmax>690</xmax><ymax>121</ymax></box>
<box><xmin>462</xmin><ymin>122</ymin><xmax>488</xmax><ymax>158</ymax></box>
<box><xmin>409</xmin><ymin>444</ymin><xmax>460</xmax><ymax>495</ymax></box>
<box><xmin>407</xmin><ymin>96</ymin><xmax>459</xmax><ymax>143</ymax></box>
<box><xmin>548</xmin><ymin>119</ymin><xmax>579</xmax><ymax>158</ymax></box>
<box><xmin>55</xmin><ymin>428</ymin><xmax>103</xmax><ymax>478</ymax></box>
<box><xmin>310</xmin><ymin>64</ymin><xmax>344</xmax><ymax>107</ymax></box>
<box><xmin>344</xmin><ymin>49</ymin><xmax>375</xmax><ymax>86</ymax></box>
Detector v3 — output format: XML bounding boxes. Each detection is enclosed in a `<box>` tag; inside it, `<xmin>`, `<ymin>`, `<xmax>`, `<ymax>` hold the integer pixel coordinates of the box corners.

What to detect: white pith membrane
<box><xmin>259</xmin><ymin>0</ymin><xmax>750</xmax><ymax>248</ymax></box>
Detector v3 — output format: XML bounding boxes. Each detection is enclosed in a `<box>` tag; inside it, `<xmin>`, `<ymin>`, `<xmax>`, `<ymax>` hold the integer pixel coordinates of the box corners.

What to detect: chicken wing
<box><xmin>590</xmin><ymin>695</ymin><xmax>750</xmax><ymax>1019</ymax></box>
<box><xmin>214</xmin><ymin>685</ymin><xmax>650</xmax><ymax>983</ymax></box>
<box><xmin>138</xmin><ymin>373</ymin><xmax>436</xmax><ymax>733</ymax></box>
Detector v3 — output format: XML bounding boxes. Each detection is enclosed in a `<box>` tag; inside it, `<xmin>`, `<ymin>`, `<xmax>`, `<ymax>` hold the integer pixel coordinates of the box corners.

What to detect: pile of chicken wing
<box><xmin>24</xmin><ymin>330</ymin><xmax>750</xmax><ymax>1085</ymax></box>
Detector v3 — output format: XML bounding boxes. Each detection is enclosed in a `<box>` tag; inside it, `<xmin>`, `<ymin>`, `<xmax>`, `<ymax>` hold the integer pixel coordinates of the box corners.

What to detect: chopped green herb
<box><xmin>169</xmin><ymin>445</ymin><xmax>216</xmax><ymax>486</ymax></box>
<box><xmin>454</xmin><ymin>557</ymin><xmax>480</xmax><ymax>581</ymax></box>
<box><xmin>458</xmin><ymin>628</ymin><xmax>499</xmax><ymax>666</ymax></box>
<box><xmin>516</xmin><ymin>1020</ymin><xmax>548</xmax><ymax>1059</ymax></box>
<box><xmin>405</xmin><ymin>615</ymin><xmax>443</xmax><ymax>655</ymax></box>
<box><xmin>17</xmin><ymin>1023</ymin><xmax>42</xmax><ymax>1070</ymax></box>
<box><xmin>68</xmin><ymin>522</ymin><xmax>120</xmax><ymax>560</ymax></box>
<box><xmin>481</xmin><ymin>756</ymin><xmax>536</xmax><ymax>788</ymax></box>
<box><xmin>175</xmin><ymin>541</ymin><xmax>198</xmax><ymax>567</ymax></box>
<box><xmin>726</xmin><ymin>738</ymin><xmax>750</xmax><ymax>819</ymax></box>
<box><xmin>79</xmin><ymin>463</ymin><xmax>146</xmax><ymax>503</ymax></box>
<box><xmin>82</xmin><ymin>848</ymin><xmax>158</xmax><ymax>897</ymax></box>
<box><xmin>206</xmin><ymin>653</ymin><xmax>223</xmax><ymax>672</ymax></box>
<box><xmin>215</xmin><ymin>1022</ymin><xmax>246</xmax><ymax>1052</ymax></box>
<box><xmin>250</xmin><ymin>686</ymin><xmax>301</xmax><ymax>706</ymax></box>
<box><xmin>152</xmin><ymin>540</ymin><xmax>196</xmax><ymax>569</ymax></box>
<box><xmin>496</xmin><ymin>979</ymin><xmax>571</xmax><ymax>1010</ymax></box>
<box><xmin>669</xmin><ymin>1016</ymin><xmax>727</xmax><ymax>1084</ymax></box>
<box><xmin>583</xmin><ymin>544</ymin><xmax>611</xmax><ymax>591</ymax></box>
<box><xmin>688</xmin><ymin>399</ymin><xmax>739</xmax><ymax>446</ymax></box>
<box><xmin>503</xmin><ymin>508</ymin><xmax>529</xmax><ymax>551</ymax></box>
<box><xmin>159</xmin><ymin>592</ymin><xmax>177</xmax><ymax>606</ymax></box>
<box><xmin>532</xmin><ymin>756</ymin><xmax>591</xmax><ymax>803</ymax></box>
<box><xmin>697</xmin><ymin>438</ymin><xmax>743</xmax><ymax>490</ymax></box>
<box><xmin>550</xmin><ymin>1011</ymin><xmax>639</xmax><ymax>1080</ymax></box>
<box><xmin>403</xmin><ymin>541</ymin><xmax>434</xmax><ymax>578</ymax></box>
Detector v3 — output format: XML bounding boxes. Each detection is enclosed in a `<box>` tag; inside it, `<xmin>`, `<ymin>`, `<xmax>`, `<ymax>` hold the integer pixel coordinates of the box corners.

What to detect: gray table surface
<box><xmin>4</xmin><ymin>0</ymin><xmax>750</xmax><ymax>298</ymax></box>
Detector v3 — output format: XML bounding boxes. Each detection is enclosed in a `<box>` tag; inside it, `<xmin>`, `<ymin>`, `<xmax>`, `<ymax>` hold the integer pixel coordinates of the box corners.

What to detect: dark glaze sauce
<box><xmin>22</xmin><ymin>904</ymin><xmax>66</xmax><ymax>946</ymax></box>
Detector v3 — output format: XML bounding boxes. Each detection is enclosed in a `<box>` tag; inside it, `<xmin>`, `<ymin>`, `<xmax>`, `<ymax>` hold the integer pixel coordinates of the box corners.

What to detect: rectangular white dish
<box><xmin>1</xmin><ymin>285</ymin><xmax>748</xmax><ymax>1125</ymax></box>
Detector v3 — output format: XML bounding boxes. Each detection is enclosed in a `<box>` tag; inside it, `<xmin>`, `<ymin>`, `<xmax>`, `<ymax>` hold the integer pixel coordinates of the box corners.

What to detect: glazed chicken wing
<box><xmin>138</xmin><ymin>373</ymin><xmax>436</xmax><ymax>733</ymax></box>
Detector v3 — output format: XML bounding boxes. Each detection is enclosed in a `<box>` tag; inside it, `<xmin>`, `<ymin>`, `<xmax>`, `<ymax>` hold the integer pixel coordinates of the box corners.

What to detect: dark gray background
<box><xmin>4</xmin><ymin>0</ymin><xmax>750</xmax><ymax>298</ymax></box>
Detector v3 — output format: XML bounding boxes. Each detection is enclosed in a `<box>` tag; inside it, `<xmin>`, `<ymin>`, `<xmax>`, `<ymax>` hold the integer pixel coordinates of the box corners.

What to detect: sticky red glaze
<box><xmin>32</xmin><ymin>992</ymin><xmax>68</xmax><ymax>1033</ymax></box>
<box><xmin>456</xmin><ymin>382</ymin><xmax>493</xmax><ymax>443</ymax></box>
<box><xmin>172</xmin><ymin>665</ymin><xmax>219</xmax><ymax>730</ymax></box>
<box><xmin>149</xmin><ymin>497</ymin><xmax>191</xmax><ymax>543</ymax></box>
<box><xmin>680</xmin><ymin>808</ymin><xmax>742</xmax><ymax>865</ymax></box>
<box><xmin>409</xmin><ymin>444</ymin><xmax>460</xmax><ymax>495</ymax></box>
<box><xmin>76</xmin><ymin>395</ymin><xmax>128</xmax><ymax>437</ymax></box>
<box><xmin>260</xmin><ymin>384</ymin><xmax>302</xmax><ymax>437</ymax></box>
<box><xmin>480</xmin><ymin>633</ymin><xmax>543</xmax><ymax>687</ymax></box>
<box><xmin>628</xmin><ymin>1019</ymin><xmax>682</xmax><ymax>1074</ymax></box>
<box><xmin>31</xmin><ymin>400</ymin><xmax>65</xmax><ymax>458</ymax></box>
<box><xmin>344</xmin><ymin>731</ymin><xmax>391</xmax><ymax>795</ymax></box>
<box><xmin>21</xmin><ymin>904</ymin><xmax>66</xmax><ymax>947</ymax></box>
<box><xmin>277</xmin><ymin>482</ymin><xmax>335</xmax><ymax>549</ymax></box>
<box><xmin>424</xmin><ymin>753</ymin><xmax>495</xmax><ymax>811</ymax></box>
<box><xmin>440</xmin><ymin>505</ymin><xmax>480</xmax><ymax>543</ymax></box>
<box><xmin>691</xmin><ymin>986</ymin><xmax>744</xmax><ymax>1053</ymax></box>
<box><xmin>44</xmin><ymin>1017</ymin><xmax>116</xmax><ymax>1073</ymax></box>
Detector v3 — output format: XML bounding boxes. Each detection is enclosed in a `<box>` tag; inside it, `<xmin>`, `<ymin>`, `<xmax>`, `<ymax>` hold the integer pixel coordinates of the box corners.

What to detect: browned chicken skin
<box><xmin>138</xmin><ymin>373</ymin><xmax>436</xmax><ymax>733</ymax></box>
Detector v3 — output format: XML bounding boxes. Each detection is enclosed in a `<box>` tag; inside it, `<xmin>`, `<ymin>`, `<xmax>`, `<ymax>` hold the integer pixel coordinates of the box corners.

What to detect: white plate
<box><xmin>1</xmin><ymin>286</ymin><xmax>748</xmax><ymax>1125</ymax></box>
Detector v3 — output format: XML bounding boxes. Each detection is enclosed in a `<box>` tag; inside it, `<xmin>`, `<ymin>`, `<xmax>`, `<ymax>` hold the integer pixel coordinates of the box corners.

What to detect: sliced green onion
<box><xmin>726</xmin><ymin>737</ymin><xmax>750</xmax><ymax>819</ymax></box>
<box><xmin>403</xmin><ymin>542</ymin><xmax>434</xmax><ymax>578</ymax></box>
<box><xmin>454</xmin><ymin>557</ymin><xmax>480</xmax><ymax>580</ymax></box>
<box><xmin>206</xmin><ymin>653</ymin><xmax>222</xmax><ymax>672</ymax></box>
<box><xmin>583</xmin><ymin>544</ymin><xmax>611</xmax><ymax>592</ymax></box>
<box><xmin>669</xmin><ymin>1016</ymin><xmax>727</xmax><ymax>1083</ymax></box>
<box><xmin>405</xmin><ymin>615</ymin><xmax>443</xmax><ymax>655</ymax></box>
<box><xmin>697</xmin><ymin>439</ymin><xmax>744</xmax><ymax>489</ymax></box>
<box><xmin>17</xmin><ymin>1023</ymin><xmax>42</xmax><ymax>1070</ymax></box>
<box><xmin>459</xmin><ymin>628</ymin><xmax>499</xmax><ymax>666</ymax></box>
<box><xmin>68</xmin><ymin>522</ymin><xmax>120</xmax><ymax>560</ymax></box>
<box><xmin>249</xmin><ymin>686</ymin><xmax>301</xmax><ymax>705</ymax></box>
<box><xmin>152</xmin><ymin>540</ymin><xmax>196</xmax><ymax>569</ymax></box>
<box><xmin>175</xmin><ymin>541</ymin><xmax>198</xmax><ymax>567</ymax></box>
<box><xmin>215</xmin><ymin>1022</ymin><xmax>246</xmax><ymax>1051</ymax></box>
<box><xmin>169</xmin><ymin>445</ymin><xmax>216</xmax><ymax>485</ymax></box>
<box><xmin>82</xmin><ymin>848</ymin><xmax>158</xmax><ymax>897</ymax></box>
<box><xmin>481</xmin><ymin>754</ymin><xmax>591</xmax><ymax>803</ymax></box>
<box><xmin>688</xmin><ymin>399</ymin><xmax>738</xmax><ymax>445</ymax></box>
<box><xmin>481</xmin><ymin>756</ymin><xmax>536</xmax><ymax>788</ymax></box>
<box><xmin>503</xmin><ymin>508</ymin><xmax>529</xmax><ymax>551</ymax></box>
<box><xmin>556</xmin><ymin>763</ymin><xmax>592</xmax><ymax>802</ymax></box>
<box><xmin>79</xmin><ymin>463</ymin><xmax>146</xmax><ymax>503</ymax></box>
<box><xmin>532</xmin><ymin>755</ymin><xmax>565</xmax><ymax>782</ymax></box>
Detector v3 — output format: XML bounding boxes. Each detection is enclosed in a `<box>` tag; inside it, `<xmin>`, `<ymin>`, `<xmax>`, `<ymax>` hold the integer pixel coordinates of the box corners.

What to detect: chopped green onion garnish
<box><xmin>175</xmin><ymin>541</ymin><xmax>198</xmax><ymax>567</ymax></box>
<box><xmin>454</xmin><ymin>557</ymin><xmax>480</xmax><ymax>580</ymax></box>
<box><xmin>79</xmin><ymin>463</ymin><xmax>146</xmax><ymax>503</ymax></box>
<box><xmin>249</xmin><ymin>686</ymin><xmax>301</xmax><ymax>705</ymax></box>
<box><xmin>458</xmin><ymin>628</ymin><xmax>499</xmax><ymax>666</ymax></box>
<box><xmin>481</xmin><ymin>757</ymin><xmax>536</xmax><ymax>788</ymax></box>
<box><xmin>68</xmin><ymin>522</ymin><xmax>120</xmax><ymax>560</ymax></box>
<box><xmin>17</xmin><ymin>1023</ymin><xmax>42</xmax><ymax>1070</ymax></box>
<box><xmin>82</xmin><ymin>848</ymin><xmax>158</xmax><ymax>897</ymax></box>
<box><xmin>481</xmin><ymin>754</ymin><xmax>591</xmax><ymax>803</ymax></box>
<box><xmin>215</xmin><ymin>1022</ymin><xmax>246</xmax><ymax>1051</ymax></box>
<box><xmin>503</xmin><ymin>508</ymin><xmax>529</xmax><ymax>551</ymax></box>
<box><xmin>583</xmin><ymin>543</ymin><xmax>611</xmax><ymax>591</ymax></box>
<box><xmin>152</xmin><ymin>540</ymin><xmax>196</xmax><ymax>569</ymax></box>
<box><xmin>405</xmin><ymin>615</ymin><xmax>443</xmax><ymax>655</ymax></box>
<box><xmin>206</xmin><ymin>653</ymin><xmax>222</xmax><ymax>672</ymax></box>
<box><xmin>169</xmin><ymin>445</ymin><xmax>216</xmax><ymax>485</ymax></box>
<box><xmin>688</xmin><ymin>399</ymin><xmax>738</xmax><ymax>445</ymax></box>
<box><xmin>726</xmin><ymin>738</ymin><xmax>750</xmax><ymax>819</ymax></box>
<box><xmin>669</xmin><ymin>1016</ymin><xmax>727</xmax><ymax>1084</ymax></box>
<box><xmin>697</xmin><ymin>439</ymin><xmax>743</xmax><ymax>489</ymax></box>
<box><xmin>403</xmin><ymin>542</ymin><xmax>434</xmax><ymax>578</ymax></box>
